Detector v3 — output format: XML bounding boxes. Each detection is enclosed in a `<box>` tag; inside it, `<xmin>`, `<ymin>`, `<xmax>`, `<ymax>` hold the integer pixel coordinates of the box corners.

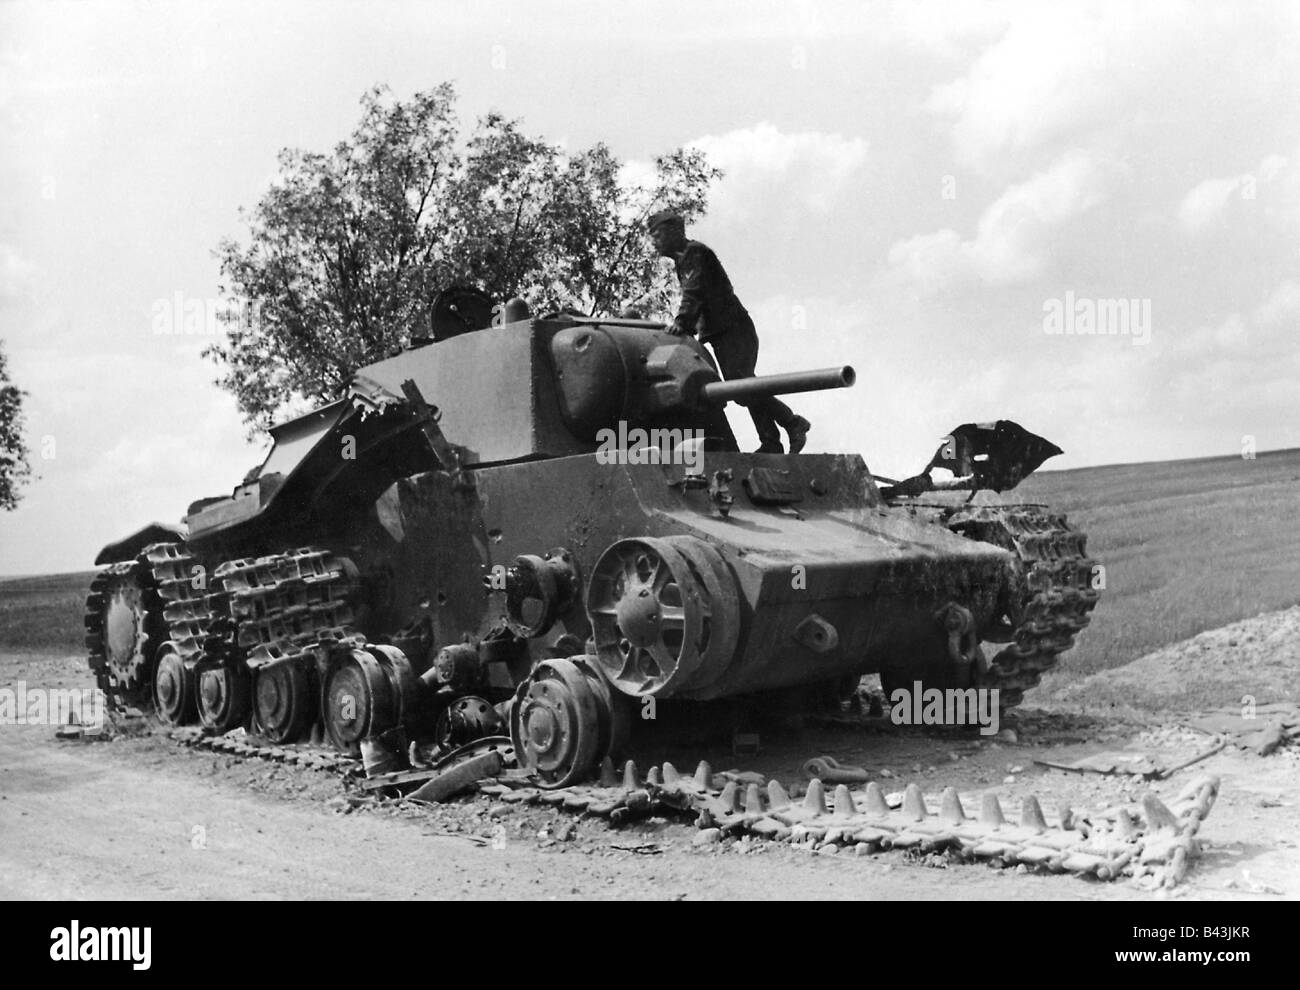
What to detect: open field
<box><xmin>1018</xmin><ymin>446</ymin><xmax>1300</xmax><ymax>692</ymax></box>
<box><xmin>0</xmin><ymin>569</ymin><xmax>97</xmax><ymax>653</ymax></box>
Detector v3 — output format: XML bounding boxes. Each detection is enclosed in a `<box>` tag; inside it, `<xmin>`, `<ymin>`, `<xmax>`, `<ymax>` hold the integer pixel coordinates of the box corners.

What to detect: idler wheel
<box><xmin>153</xmin><ymin>641</ymin><xmax>197</xmax><ymax>726</ymax></box>
<box><xmin>661</xmin><ymin>536</ymin><xmax>741</xmax><ymax>699</ymax></box>
<box><xmin>510</xmin><ymin>658</ymin><xmax>602</xmax><ymax>788</ymax></box>
<box><xmin>321</xmin><ymin>648</ymin><xmax>390</xmax><ymax>755</ymax></box>
<box><xmin>587</xmin><ymin>536</ymin><xmax>739</xmax><ymax>697</ymax></box>
<box><xmin>195</xmin><ymin>661</ymin><xmax>251</xmax><ymax>734</ymax></box>
<box><xmin>253</xmin><ymin>660</ymin><xmax>315</xmax><ymax>744</ymax></box>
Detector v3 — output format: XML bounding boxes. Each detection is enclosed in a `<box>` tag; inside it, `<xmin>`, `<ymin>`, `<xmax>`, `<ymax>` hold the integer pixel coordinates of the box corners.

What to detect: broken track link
<box><xmin>481</xmin><ymin>759</ymin><xmax>1218</xmax><ymax>888</ymax></box>
<box><xmin>944</xmin><ymin>504</ymin><xmax>1100</xmax><ymax>709</ymax></box>
<box><xmin>84</xmin><ymin>555</ymin><xmax>167</xmax><ymax>710</ymax></box>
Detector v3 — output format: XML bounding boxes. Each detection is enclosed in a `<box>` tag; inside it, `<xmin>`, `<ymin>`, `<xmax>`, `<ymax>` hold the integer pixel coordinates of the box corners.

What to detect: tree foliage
<box><xmin>208</xmin><ymin>84</ymin><xmax>721</xmax><ymax>432</ymax></box>
<box><xmin>0</xmin><ymin>340</ymin><xmax>33</xmax><ymax>512</ymax></box>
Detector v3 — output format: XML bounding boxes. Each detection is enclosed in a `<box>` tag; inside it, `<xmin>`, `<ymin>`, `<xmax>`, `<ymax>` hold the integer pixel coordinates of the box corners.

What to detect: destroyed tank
<box><xmin>84</xmin><ymin>298</ymin><xmax>1100</xmax><ymax>785</ymax></box>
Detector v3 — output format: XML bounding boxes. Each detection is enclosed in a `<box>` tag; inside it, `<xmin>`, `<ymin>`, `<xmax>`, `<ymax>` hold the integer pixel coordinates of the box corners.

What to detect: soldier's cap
<box><xmin>646</xmin><ymin>209</ymin><xmax>685</xmax><ymax>232</ymax></box>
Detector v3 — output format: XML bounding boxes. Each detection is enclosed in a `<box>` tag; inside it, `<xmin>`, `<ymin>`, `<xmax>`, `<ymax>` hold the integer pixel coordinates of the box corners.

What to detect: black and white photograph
<box><xmin>0</xmin><ymin>0</ymin><xmax>1295</xmax><ymax>935</ymax></box>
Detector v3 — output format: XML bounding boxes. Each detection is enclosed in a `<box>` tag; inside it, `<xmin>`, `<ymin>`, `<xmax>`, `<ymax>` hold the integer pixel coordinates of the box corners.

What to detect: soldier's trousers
<box><xmin>705</xmin><ymin>316</ymin><xmax>795</xmax><ymax>450</ymax></box>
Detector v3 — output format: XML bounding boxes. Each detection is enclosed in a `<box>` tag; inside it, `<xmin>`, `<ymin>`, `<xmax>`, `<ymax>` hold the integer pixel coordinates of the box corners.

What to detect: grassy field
<box><xmin>1019</xmin><ymin>446</ymin><xmax>1300</xmax><ymax>691</ymax></box>
<box><xmin>2</xmin><ymin>448</ymin><xmax>1297</xmax><ymax>695</ymax></box>
<box><xmin>0</xmin><ymin>570</ymin><xmax>97</xmax><ymax>652</ymax></box>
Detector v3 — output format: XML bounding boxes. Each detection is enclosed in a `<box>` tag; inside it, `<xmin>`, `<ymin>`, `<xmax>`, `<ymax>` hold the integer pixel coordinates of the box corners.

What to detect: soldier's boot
<box><xmin>785</xmin><ymin>416</ymin><xmax>811</xmax><ymax>454</ymax></box>
<box><xmin>754</xmin><ymin>415</ymin><xmax>783</xmax><ymax>454</ymax></box>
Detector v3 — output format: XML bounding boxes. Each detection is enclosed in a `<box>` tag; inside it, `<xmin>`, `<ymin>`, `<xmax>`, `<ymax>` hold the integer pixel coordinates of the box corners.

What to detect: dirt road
<box><xmin>0</xmin><ymin>700</ymin><xmax>1067</xmax><ymax>901</ymax></box>
<box><xmin>2</xmin><ymin>649</ymin><xmax>1296</xmax><ymax>900</ymax></box>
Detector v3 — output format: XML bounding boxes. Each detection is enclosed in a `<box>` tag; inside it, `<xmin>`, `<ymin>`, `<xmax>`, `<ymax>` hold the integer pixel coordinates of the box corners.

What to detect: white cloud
<box><xmin>927</xmin><ymin>3</ymin><xmax>1300</xmax><ymax>173</ymax></box>
<box><xmin>1176</xmin><ymin>176</ymin><xmax>1243</xmax><ymax>232</ymax></box>
<box><xmin>0</xmin><ymin>243</ymin><xmax>38</xmax><ymax>301</ymax></box>
<box><xmin>1172</xmin><ymin>278</ymin><xmax>1300</xmax><ymax>402</ymax></box>
<box><xmin>887</xmin><ymin>150</ymin><xmax>1115</xmax><ymax>290</ymax></box>
<box><xmin>878</xmin><ymin>0</ymin><xmax>1013</xmax><ymax>59</ymax></box>
<box><xmin>1254</xmin><ymin>278</ymin><xmax>1300</xmax><ymax>327</ymax></box>
<box><xmin>925</xmin><ymin>5</ymin><xmax>1139</xmax><ymax>169</ymax></box>
<box><xmin>0</xmin><ymin>347</ymin><xmax>266</xmax><ymax>570</ymax></box>
<box><xmin>688</xmin><ymin>123</ymin><xmax>869</xmax><ymax>218</ymax></box>
<box><xmin>1178</xmin><ymin>148</ymin><xmax>1300</xmax><ymax>235</ymax></box>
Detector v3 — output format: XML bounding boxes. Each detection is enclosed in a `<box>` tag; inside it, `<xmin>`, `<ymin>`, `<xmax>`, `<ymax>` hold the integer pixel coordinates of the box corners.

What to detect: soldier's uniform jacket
<box><xmin>671</xmin><ymin>240</ymin><xmax>751</xmax><ymax>341</ymax></box>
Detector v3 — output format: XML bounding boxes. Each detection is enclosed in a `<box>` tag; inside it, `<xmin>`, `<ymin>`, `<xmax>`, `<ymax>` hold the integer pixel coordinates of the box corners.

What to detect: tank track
<box><xmin>166</xmin><ymin>725</ymin><xmax>356</xmax><ymax>772</ymax></box>
<box><xmin>148</xmin><ymin>543</ymin><xmax>361</xmax><ymax>663</ymax></box>
<box><xmin>146</xmin><ymin>543</ymin><xmax>226</xmax><ymax>664</ymax></box>
<box><xmin>88</xmin><ymin>544</ymin><xmax>361</xmax><ymax>727</ymax></box>
<box><xmin>481</xmin><ymin>760</ymin><xmax>1218</xmax><ymax>888</ymax></box>
<box><xmin>213</xmin><ymin>547</ymin><xmax>362</xmax><ymax>668</ymax></box>
<box><xmin>945</xmin><ymin>504</ymin><xmax>1100</xmax><ymax>709</ymax></box>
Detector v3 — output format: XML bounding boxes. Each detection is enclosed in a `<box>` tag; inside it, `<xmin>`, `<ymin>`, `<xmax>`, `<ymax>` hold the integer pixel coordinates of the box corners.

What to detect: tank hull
<box><xmin>356</xmin><ymin>451</ymin><xmax>1010</xmax><ymax>700</ymax></box>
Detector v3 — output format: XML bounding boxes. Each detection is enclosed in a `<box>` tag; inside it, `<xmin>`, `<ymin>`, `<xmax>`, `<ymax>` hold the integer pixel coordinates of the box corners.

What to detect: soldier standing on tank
<box><xmin>647</xmin><ymin>209</ymin><xmax>811</xmax><ymax>454</ymax></box>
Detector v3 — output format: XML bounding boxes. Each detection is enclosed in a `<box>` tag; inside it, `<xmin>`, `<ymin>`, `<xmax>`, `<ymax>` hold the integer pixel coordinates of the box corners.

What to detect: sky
<box><xmin>1</xmin><ymin>0</ymin><xmax>1298</xmax><ymax>576</ymax></box>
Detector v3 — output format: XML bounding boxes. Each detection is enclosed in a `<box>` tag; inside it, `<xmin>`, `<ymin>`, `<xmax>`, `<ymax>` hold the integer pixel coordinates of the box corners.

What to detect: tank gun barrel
<box><xmin>699</xmin><ymin>366</ymin><xmax>855</xmax><ymax>406</ymax></box>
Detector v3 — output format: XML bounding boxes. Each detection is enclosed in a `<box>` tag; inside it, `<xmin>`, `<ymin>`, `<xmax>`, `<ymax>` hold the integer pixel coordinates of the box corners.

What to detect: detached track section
<box><xmin>947</xmin><ymin>504</ymin><xmax>1101</xmax><ymax>710</ymax></box>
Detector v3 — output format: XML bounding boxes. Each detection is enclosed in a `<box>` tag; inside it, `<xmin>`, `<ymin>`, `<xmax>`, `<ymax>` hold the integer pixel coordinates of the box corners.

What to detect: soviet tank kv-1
<box><xmin>84</xmin><ymin>293</ymin><xmax>1101</xmax><ymax>785</ymax></box>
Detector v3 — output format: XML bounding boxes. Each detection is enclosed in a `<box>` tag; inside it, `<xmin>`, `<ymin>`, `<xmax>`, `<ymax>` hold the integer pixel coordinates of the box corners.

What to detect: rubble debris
<box><xmin>1187</xmin><ymin>703</ymin><xmax>1299</xmax><ymax>754</ymax></box>
<box><xmin>1034</xmin><ymin>727</ymin><xmax>1228</xmax><ymax>780</ymax></box>
<box><xmin>361</xmin><ymin>737</ymin><xmax>400</xmax><ymax>778</ymax></box>
<box><xmin>1035</xmin><ymin>752</ymin><xmax>1164</xmax><ymax>780</ymax></box>
<box><xmin>803</xmin><ymin>755</ymin><xmax>871</xmax><ymax>783</ymax></box>
<box><xmin>407</xmin><ymin>751</ymin><xmax>503</xmax><ymax>803</ymax></box>
<box><xmin>1248</xmin><ymin>724</ymin><xmax>1287</xmax><ymax>757</ymax></box>
<box><xmin>54</xmin><ymin>724</ymin><xmax>108</xmax><ymax>742</ymax></box>
<box><xmin>360</xmin><ymin>736</ymin><xmax>517</xmax><ymax>793</ymax></box>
